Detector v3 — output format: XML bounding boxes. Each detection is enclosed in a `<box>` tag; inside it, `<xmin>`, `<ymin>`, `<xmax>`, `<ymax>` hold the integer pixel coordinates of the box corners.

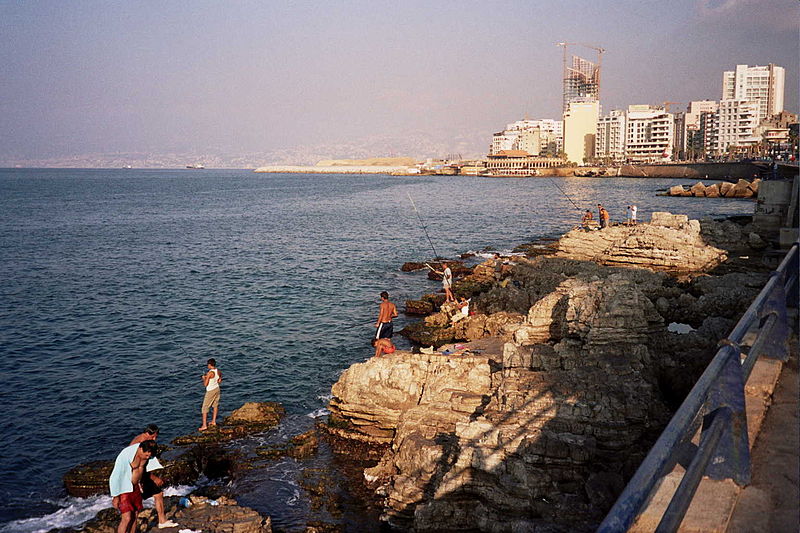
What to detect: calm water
<box><xmin>0</xmin><ymin>169</ymin><xmax>754</xmax><ymax>531</ymax></box>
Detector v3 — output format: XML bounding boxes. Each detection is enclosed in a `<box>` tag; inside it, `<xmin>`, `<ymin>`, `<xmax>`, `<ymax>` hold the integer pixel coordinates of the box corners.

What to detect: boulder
<box><xmin>748</xmin><ymin>232</ymin><xmax>768</xmax><ymax>250</ymax></box>
<box><xmin>405</xmin><ymin>299</ymin><xmax>435</xmax><ymax>315</ymax></box>
<box><xmin>748</xmin><ymin>178</ymin><xmax>761</xmax><ymax>193</ymax></box>
<box><xmin>554</xmin><ymin>212</ymin><xmax>726</xmax><ymax>273</ymax></box>
<box><xmin>719</xmin><ymin>181</ymin><xmax>734</xmax><ymax>197</ymax></box>
<box><xmin>668</xmin><ymin>185</ymin><xmax>685</xmax><ymax>196</ymax></box>
<box><xmin>172</xmin><ymin>402</ymin><xmax>285</xmax><ymax>445</ymax></box>
<box><xmin>256</xmin><ymin>429</ymin><xmax>318</xmax><ymax>460</ymax></box>
<box><xmin>704</xmin><ymin>183</ymin><xmax>720</xmax><ymax>198</ymax></box>
<box><xmin>732</xmin><ymin>179</ymin><xmax>753</xmax><ymax>198</ymax></box>
<box><xmin>690</xmin><ymin>181</ymin><xmax>707</xmax><ymax>196</ymax></box>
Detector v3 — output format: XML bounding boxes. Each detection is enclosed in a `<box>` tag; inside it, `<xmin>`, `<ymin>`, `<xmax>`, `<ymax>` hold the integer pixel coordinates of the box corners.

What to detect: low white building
<box><xmin>490</xmin><ymin>119</ymin><xmax>563</xmax><ymax>156</ymax></box>
<box><xmin>625</xmin><ymin>105</ymin><xmax>674</xmax><ymax>163</ymax></box>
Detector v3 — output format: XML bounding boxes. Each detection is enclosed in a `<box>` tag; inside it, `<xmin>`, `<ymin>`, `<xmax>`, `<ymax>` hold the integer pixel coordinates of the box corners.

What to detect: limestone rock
<box><xmin>329</xmin><ymin>274</ymin><xmax>670</xmax><ymax>531</ymax></box>
<box><xmin>172</xmin><ymin>402</ymin><xmax>284</xmax><ymax>445</ymax></box>
<box><xmin>732</xmin><ymin>179</ymin><xmax>753</xmax><ymax>198</ymax></box>
<box><xmin>719</xmin><ymin>181</ymin><xmax>734</xmax><ymax>197</ymax></box>
<box><xmin>668</xmin><ymin>185</ymin><xmax>685</xmax><ymax>196</ymax></box>
<box><xmin>554</xmin><ymin>212</ymin><xmax>726</xmax><ymax>272</ymax></box>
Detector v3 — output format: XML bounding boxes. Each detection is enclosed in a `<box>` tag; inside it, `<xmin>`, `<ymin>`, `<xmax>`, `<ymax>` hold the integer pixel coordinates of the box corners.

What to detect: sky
<box><xmin>0</xmin><ymin>0</ymin><xmax>797</xmax><ymax>163</ymax></box>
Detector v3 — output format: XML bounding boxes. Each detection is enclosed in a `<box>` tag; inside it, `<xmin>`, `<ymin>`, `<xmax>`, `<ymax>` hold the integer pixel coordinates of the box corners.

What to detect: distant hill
<box><xmin>316</xmin><ymin>157</ymin><xmax>417</xmax><ymax>167</ymax></box>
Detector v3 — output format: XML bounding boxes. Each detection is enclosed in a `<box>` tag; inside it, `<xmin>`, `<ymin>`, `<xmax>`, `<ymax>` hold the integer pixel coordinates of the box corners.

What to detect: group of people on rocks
<box><xmin>109</xmin><ymin>358</ymin><xmax>223</xmax><ymax>532</ymax></box>
<box><xmin>581</xmin><ymin>203</ymin><xmax>638</xmax><ymax>230</ymax></box>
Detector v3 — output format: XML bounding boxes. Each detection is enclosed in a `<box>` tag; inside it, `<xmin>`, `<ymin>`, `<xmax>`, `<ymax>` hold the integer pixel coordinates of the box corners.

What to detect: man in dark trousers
<box><xmin>375</xmin><ymin>291</ymin><xmax>398</xmax><ymax>339</ymax></box>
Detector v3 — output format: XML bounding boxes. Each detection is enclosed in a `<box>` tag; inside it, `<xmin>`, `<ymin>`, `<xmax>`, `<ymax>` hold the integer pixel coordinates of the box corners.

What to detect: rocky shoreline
<box><xmin>61</xmin><ymin>211</ymin><xmax>776</xmax><ymax>532</ymax></box>
<box><xmin>324</xmin><ymin>212</ymin><xmax>775</xmax><ymax>532</ymax></box>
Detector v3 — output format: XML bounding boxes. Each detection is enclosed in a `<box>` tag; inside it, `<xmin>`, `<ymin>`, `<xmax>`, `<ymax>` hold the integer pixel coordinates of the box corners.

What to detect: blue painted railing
<box><xmin>598</xmin><ymin>242</ymin><xmax>799</xmax><ymax>533</ymax></box>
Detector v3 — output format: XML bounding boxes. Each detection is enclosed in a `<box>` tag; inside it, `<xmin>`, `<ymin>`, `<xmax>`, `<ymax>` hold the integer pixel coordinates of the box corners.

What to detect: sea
<box><xmin>0</xmin><ymin>168</ymin><xmax>755</xmax><ymax>532</ymax></box>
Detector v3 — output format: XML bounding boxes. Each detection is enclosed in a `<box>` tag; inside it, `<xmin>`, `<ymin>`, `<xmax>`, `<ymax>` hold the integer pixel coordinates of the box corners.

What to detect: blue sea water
<box><xmin>0</xmin><ymin>168</ymin><xmax>754</xmax><ymax>531</ymax></box>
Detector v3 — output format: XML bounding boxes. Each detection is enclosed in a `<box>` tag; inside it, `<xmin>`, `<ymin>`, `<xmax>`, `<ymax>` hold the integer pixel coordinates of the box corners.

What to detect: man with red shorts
<box><xmin>109</xmin><ymin>440</ymin><xmax>157</xmax><ymax>533</ymax></box>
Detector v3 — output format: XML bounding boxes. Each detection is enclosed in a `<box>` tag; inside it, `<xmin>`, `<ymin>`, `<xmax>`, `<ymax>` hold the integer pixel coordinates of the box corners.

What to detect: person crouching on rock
<box><xmin>109</xmin><ymin>439</ymin><xmax>157</xmax><ymax>533</ymax></box>
<box><xmin>371</xmin><ymin>337</ymin><xmax>396</xmax><ymax>357</ymax></box>
<box><xmin>129</xmin><ymin>424</ymin><xmax>177</xmax><ymax>529</ymax></box>
<box><xmin>581</xmin><ymin>209</ymin><xmax>594</xmax><ymax>230</ymax></box>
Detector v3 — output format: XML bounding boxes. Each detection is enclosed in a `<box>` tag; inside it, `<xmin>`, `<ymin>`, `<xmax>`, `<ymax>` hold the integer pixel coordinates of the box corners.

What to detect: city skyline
<box><xmin>1</xmin><ymin>0</ymin><xmax>797</xmax><ymax>167</ymax></box>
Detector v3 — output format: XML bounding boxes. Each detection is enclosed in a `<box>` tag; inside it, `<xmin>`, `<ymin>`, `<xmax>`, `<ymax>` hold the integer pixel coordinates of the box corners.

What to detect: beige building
<box><xmin>716</xmin><ymin>99</ymin><xmax>760</xmax><ymax>153</ymax></box>
<box><xmin>596</xmin><ymin>109</ymin><xmax>627</xmax><ymax>162</ymax></box>
<box><xmin>563</xmin><ymin>100</ymin><xmax>600</xmax><ymax>164</ymax></box>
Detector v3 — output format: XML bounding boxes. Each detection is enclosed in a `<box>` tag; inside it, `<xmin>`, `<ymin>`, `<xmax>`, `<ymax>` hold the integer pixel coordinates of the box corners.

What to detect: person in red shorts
<box><xmin>109</xmin><ymin>440</ymin><xmax>157</xmax><ymax>533</ymax></box>
<box><xmin>371</xmin><ymin>337</ymin><xmax>396</xmax><ymax>357</ymax></box>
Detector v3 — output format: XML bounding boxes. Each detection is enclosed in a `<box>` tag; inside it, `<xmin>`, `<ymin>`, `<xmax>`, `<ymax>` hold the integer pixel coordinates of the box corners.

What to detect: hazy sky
<box><xmin>1</xmin><ymin>0</ymin><xmax>797</xmax><ymax>160</ymax></box>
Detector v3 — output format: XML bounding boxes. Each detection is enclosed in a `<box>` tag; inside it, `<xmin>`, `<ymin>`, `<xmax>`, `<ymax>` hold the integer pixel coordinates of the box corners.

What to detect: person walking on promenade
<box><xmin>199</xmin><ymin>358</ymin><xmax>222</xmax><ymax>431</ymax></box>
<box><xmin>129</xmin><ymin>425</ymin><xmax>177</xmax><ymax>529</ymax></box>
<box><xmin>434</xmin><ymin>262</ymin><xmax>455</xmax><ymax>302</ymax></box>
<box><xmin>598</xmin><ymin>204</ymin><xmax>610</xmax><ymax>229</ymax></box>
<box><xmin>375</xmin><ymin>291</ymin><xmax>398</xmax><ymax>339</ymax></box>
<box><xmin>109</xmin><ymin>440</ymin><xmax>157</xmax><ymax>533</ymax></box>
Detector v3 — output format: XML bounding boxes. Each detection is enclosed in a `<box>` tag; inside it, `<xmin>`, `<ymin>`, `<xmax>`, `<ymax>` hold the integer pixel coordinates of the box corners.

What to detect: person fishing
<box><xmin>433</xmin><ymin>262</ymin><xmax>455</xmax><ymax>302</ymax></box>
<box><xmin>375</xmin><ymin>291</ymin><xmax>398</xmax><ymax>339</ymax></box>
<box><xmin>581</xmin><ymin>209</ymin><xmax>595</xmax><ymax>230</ymax></box>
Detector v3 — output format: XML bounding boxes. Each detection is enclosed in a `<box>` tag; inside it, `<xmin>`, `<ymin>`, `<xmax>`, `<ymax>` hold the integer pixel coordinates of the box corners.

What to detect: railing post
<box><xmin>754</xmin><ymin>272</ymin><xmax>790</xmax><ymax>362</ymax></box>
<box><xmin>699</xmin><ymin>346</ymin><xmax>750</xmax><ymax>485</ymax></box>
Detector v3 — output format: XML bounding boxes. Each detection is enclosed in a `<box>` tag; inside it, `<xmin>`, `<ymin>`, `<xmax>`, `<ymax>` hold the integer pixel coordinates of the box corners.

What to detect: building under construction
<box><xmin>558</xmin><ymin>42</ymin><xmax>604</xmax><ymax>113</ymax></box>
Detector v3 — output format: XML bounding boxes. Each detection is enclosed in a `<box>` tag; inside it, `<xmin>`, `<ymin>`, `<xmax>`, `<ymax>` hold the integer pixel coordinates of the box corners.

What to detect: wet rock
<box><xmin>172</xmin><ymin>402</ymin><xmax>284</xmax><ymax>445</ymax></box>
<box><xmin>748</xmin><ymin>232</ymin><xmax>768</xmax><ymax>250</ymax></box>
<box><xmin>404</xmin><ymin>299</ymin><xmax>434</xmax><ymax>315</ymax></box>
<box><xmin>400</xmin><ymin>262</ymin><xmax>428</xmax><ymax>272</ymax></box>
<box><xmin>398</xmin><ymin>322</ymin><xmax>457</xmax><ymax>347</ymax></box>
<box><xmin>63</xmin><ymin>460</ymin><xmax>113</xmax><ymax>498</ymax></box>
<box><xmin>61</xmin><ymin>495</ymin><xmax>271</xmax><ymax>533</ymax></box>
<box><xmin>256</xmin><ymin>429</ymin><xmax>319</xmax><ymax>460</ymax></box>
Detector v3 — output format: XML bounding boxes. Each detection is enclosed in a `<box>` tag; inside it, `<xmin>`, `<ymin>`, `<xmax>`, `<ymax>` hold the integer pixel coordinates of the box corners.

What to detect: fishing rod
<box><xmin>406</xmin><ymin>192</ymin><xmax>440</xmax><ymax>260</ymax></box>
<box><xmin>543</xmin><ymin>176</ymin><xmax>584</xmax><ymax>213</ymax></box>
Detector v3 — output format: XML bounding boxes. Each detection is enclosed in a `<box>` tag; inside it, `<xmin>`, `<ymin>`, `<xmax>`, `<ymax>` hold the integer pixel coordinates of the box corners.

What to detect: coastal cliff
<box><xmin>326</xmin><ymin>212</ymin><xmax>772</xmax><ymax>532</ymax></box>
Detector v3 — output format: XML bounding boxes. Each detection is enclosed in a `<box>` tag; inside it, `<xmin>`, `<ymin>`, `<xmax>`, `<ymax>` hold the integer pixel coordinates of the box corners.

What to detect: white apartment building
<box><xmin>489</xmin><ymin>119</ymin><xmax>563</xmax><ymax>155</ymax></box>
<box><xmin>685</xmin><ymin>100</ymin><xmax>719</xmax><ymax>129</ymax></box>
<box><xmin>563</xmin><ymin>100</ymin><xmax>600</xmax><ymax>164</ymax></box>
<box><xmin>625</xmin><ymin>105</ymin><xmax>674</xmax><ymax>163</ymax></box>
<box><xmin>722</xmin><ymin>64</ymin><xmax>785</xmax><ymax>123</ymax></box>
<box><xmin>596</xmin><ymin>110</ymin><xmax>627</xmax><ymax>162</ymax></box>
<box><xmin>715</xmin><ymin>99</ymin><xmax>760</xmax><ymax>153</ymax></box>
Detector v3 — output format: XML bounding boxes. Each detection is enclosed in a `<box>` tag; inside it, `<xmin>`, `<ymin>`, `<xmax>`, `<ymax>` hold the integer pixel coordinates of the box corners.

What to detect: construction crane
<box><xmin>556</xmin><ymin>42</ymin><xmax>606</xmax><ymax>112</ymax></box>
<box><xmin>662</xmin><ymin>101</ymin><xmax>682</xmax><ymax>113</ymax></box>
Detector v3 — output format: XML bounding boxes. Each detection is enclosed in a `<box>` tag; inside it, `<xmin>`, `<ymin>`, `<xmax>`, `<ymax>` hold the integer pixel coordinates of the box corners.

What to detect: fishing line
<box><xmin>543</xmin><ymin>176</ymin><xmax>584</xmax><ymax>213</ymax></box>
<box><xmin>406</xmin><ymin>192</ymin><xmax>440</xmax><ymax>260</ymax></box>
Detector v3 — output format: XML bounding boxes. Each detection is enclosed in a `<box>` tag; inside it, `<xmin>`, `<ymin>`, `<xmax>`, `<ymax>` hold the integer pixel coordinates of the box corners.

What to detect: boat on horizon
<box><xmin>186</xmin><ymin>163</ymin><xmax>205</xmax><ymax>169</ymax></box>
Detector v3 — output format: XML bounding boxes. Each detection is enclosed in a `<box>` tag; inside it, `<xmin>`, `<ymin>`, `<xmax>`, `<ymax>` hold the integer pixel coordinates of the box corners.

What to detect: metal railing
<box><xmin>598</xmin><ymin>242</ymin><xmax>799</xmax><ymax>533</ymax></box>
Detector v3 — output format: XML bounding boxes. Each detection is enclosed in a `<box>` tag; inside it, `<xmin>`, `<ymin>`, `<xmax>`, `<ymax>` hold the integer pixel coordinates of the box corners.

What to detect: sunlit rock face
<box><xmin>329</xmin><ymin>275</ymin><xmax>670</xmax><ymax>532</ymax></box>
<box><xmin>554</xmin><ymin>212</ymin><xmax>727</xmax><ymax>272</ymax></box>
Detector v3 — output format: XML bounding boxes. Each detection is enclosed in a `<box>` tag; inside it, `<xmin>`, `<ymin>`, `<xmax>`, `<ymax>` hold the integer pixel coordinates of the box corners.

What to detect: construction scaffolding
<box><xmin>557</xmin><ymin>42</ymin><xmax>605</xmax><ymax>113</ymax></box>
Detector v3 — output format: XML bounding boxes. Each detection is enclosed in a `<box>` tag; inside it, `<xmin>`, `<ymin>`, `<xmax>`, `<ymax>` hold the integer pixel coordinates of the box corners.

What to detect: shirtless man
<box><xmin>375</xmin><ymin>291</ymin><xmax>398</xmax><ymax>339</ymax></box>
<box><xmin>129</xmin><ymin>425</ymin><xmax>177</xmax><ymax>529</ymax></box>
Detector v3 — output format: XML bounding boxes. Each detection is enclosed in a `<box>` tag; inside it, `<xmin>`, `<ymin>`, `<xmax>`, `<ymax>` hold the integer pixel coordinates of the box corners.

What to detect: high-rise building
<box><xmin>596</xmin><ymin>110</ymin><xmax>626</xmax><ymax>162</ymax></box>
<box><xmin>678</xmin><ymin>101</ymin><xmax>718</xmax><ymax>160</ymax></box>
<box><xmin>563</xmin><ymin>100</ymin><xmax>600</xmax><ymax>164</ymax></box>
<box><xmin>563</xmin><ymin>55</ymin><xmax>600</xmax><ymax>113</ymax></box>
<box><xmin>715</xmin><ymin>99</ymin><xmax>760</xmax><ymax>153</ymax></box>
<box><xmin>722</xmin><ymin>64</ymin><xmax>785</xmax><ymax>123</ymax></box>
<box><xmin>625</xmin><ymin>105</ymin><xmax>674</xmax><ymax>163</ymax></box>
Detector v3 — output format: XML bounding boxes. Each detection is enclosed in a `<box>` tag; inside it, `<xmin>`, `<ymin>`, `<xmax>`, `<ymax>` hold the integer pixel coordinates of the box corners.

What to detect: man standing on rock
<box><xmin>433</xmin><ymin>262</ymin><xmax>455</xmax><ymax>302</ymax></box>
<box><xmin>598</xmin><ymin>204</ymin><xmax>610</xmax><ymax>229</ymax></box>
<box><xmin>375</xmin><ymin>291</ymin><xmax>398</xmax><ymax>339</ymax></box>
<box><xmin>199</xmin><ymin>358</ymin><xmax>222</xmax><ymax>431</ymax></box>
<box><xmin>630</xmin><ymin>204</ymin><xmax>637</xmax><ymax>225</ymax></box>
